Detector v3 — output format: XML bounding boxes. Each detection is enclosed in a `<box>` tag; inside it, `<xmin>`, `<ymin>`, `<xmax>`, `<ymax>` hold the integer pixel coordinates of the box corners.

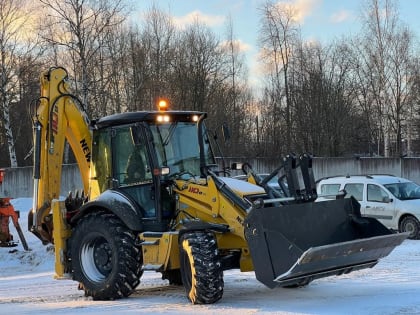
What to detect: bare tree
<box><xmin>125</xmin><ymin>26</ymin><xmax>151</xmax><ymax>111</ymax></box>
<box><xmin>38</xmin><ymin>0</ymin><xmax>127</xmax><ymax>116</ymax></box>
<box><xmin>0</xmin><ymin>0</ymin><xmax>40</xmax><ymax>167</ymax></box>
<box><xmin>409</xmin><ymin>55</ymin><xmax>420</xmax><ymax>155</ymax></box>
<box><xmin>288</xmin><ymin>40</ymin><xmax>358</xmax><ymax>156</ymax></box>
<box><xmin>89</xmin><ymin>23</ymin><xmax>132</xmax><ymax>116</ymax></box>
<box><xmin>219</xmin><ymin>15</ymin><xmax>249</xmax><ymax>155</ymax></box>
<box><xmin>258</xmin><ymin>0</ymin><xmax>300</xmax><ymax>151</ymax></box>
<box><xmin>171</xmin><ymin>21</ymin><xmax>225</xmax><ymax>112</ymax></box>
<box><xmin>140</xmin><ymin>5</ymin><xmax>175</xmax><ymax>110</ymax></box>
<box><xmin>356</xmin><ymin>0</ymin><xmax>416</xmax><ymax>156</ymax></box>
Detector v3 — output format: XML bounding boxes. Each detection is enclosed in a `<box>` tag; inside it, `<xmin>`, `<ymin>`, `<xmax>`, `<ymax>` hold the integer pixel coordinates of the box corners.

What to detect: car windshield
<box><xmin>384</xmin><ymin>182</ymin><xmax>420</xmax><ymax>200</ymax></box>
<box><xmin>149</xmin><ymin>121</ymin><xmax>215</xmax><ymax>178</ymax></box>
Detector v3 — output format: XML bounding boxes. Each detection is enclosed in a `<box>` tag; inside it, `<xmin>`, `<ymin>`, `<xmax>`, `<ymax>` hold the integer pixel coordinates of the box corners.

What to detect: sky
<box><xmin>132</xmin><ymin>0</ymin><xmax>420</xmax><ymax>87</ymax></box>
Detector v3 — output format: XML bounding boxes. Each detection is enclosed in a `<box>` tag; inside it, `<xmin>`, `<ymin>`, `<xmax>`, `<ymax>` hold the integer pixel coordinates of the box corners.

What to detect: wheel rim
<box><xmin>80</xmin><ymin>234</ymin><xmax>113</xmax><ymax>283</ymax></box>
<box><xmin>404</xmin><ymin>221</ymin><xmax>416</xmax><ymax>236</ymax></box>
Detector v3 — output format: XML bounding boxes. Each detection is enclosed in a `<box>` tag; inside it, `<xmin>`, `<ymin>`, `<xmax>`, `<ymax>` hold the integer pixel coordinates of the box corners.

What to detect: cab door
<box><xmin>112</xmin><ymin>125</ymin><xmax>156</xmax><ymax>218</ymax></box>
<box><xmin>363</xmin><ymin>184</ymin><xmax>396</xmax><ymax>226</ymax></box>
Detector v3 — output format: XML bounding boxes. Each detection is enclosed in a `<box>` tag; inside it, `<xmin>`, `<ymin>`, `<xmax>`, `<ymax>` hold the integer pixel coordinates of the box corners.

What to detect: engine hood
<box><xmin>219</xmin><ymin>177</ymin><xmax>265</xmax><ymax>196</ymax></box>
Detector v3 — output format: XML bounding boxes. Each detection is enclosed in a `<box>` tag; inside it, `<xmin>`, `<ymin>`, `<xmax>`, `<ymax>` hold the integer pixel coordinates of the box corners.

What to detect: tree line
<box><xmin>0</xmin><ymin>0</ymin><xmax>419</xmax><ymax>168</ymax></box>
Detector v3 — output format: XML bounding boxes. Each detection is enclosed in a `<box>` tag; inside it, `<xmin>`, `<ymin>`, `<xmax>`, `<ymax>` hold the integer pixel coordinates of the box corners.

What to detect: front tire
<box><xmin>70</xmin><ymin>211</ymin><xmax>143</xmax><ymax>300</ymax></box>
<box><xmin>400</xmin><ymin>215</ymin><xmax>420</xmax><ymax>239</ymax></box>
<box><xmin>179</xmin><ymin>231</ymin><xmax>223</xmax><ymax>304</ymax></box>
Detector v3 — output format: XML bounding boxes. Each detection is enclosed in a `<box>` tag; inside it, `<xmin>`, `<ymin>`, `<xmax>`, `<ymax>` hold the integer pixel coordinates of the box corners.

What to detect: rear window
<box><xmin>320</xmin><ymin>184</ymin><xmax>340</xmax><ymax>198</ymax></box>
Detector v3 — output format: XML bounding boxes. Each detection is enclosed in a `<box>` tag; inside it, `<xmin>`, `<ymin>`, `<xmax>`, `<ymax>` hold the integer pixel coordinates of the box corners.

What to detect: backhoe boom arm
<box><xmin>29</xmin><ymin>67</ymin><xmax>92</xmax><ymax>244</ymax></box>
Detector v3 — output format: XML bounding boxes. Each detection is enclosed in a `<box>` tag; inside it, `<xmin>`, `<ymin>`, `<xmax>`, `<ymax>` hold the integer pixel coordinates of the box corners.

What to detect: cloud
<box><xmin>173</xmin><ymin>10</ymin><xmax>225</xmax><ymax>29</ymax></box>
<box><xmin>275</xmin><ymin>0</ymin><xmax>322</xmax><ymax>24</ymax></box>
<box><xmin>330</xmin><ymin>10</ymin><xmax>352</xmax><ymax>23</ymax></box>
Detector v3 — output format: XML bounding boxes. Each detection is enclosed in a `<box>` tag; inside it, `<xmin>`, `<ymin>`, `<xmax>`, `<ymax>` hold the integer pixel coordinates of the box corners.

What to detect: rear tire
<box><xmin>70</xmin><ymin>211</ymin><xmax>143</xmax><ymax>300</ymax></box>
<box><xmin>179</xmin><ymin>231</ymin><xmax>223</xmax><ymax>304</ymax></box>
<box><xmin>400</xmin><ymin>216</ymin><xmax>420</xmax><ymax>239</ymax></box>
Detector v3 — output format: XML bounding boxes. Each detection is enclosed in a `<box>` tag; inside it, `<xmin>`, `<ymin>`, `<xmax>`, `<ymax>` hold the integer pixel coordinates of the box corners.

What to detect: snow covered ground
<box><xmin>1</xmin><ymin>198</ymin><xmax>420</xmax><ymax>315</ymax></box>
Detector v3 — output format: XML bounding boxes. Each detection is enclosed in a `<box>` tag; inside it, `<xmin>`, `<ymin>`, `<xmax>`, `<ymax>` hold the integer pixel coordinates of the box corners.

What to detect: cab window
<box><xmin>113</xmin><ymin>126</ymin><xmax>152</xmax><ymax>185</ymax></box>
<box><xmin>367</xmin><ymin>184</ymin><xmax>388</xmax><ymax>202</ymax></box>
<box><xmin>344</xmin><ymin>183</ymin><xmax>363</xmax><ymax>201</ymax></box>
<box><xmin>92</xmin><ymin>129</ymin><xmax>111</xmax><ymax>193</ymax></box>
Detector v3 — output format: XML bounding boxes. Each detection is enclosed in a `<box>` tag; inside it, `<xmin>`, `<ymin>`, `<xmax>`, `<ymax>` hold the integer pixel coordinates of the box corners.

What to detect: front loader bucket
<box><xmin>244</xmin><ymin>197</ymin><xmax>408</xmax><ymax>288</ymax></box>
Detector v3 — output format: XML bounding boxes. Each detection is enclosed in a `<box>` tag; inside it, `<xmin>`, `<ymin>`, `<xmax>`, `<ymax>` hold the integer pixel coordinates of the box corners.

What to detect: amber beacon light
<box><xmin>158</xmin><ymin>99</ymin><xmax>169</xmax><ymax>111</ymax></box>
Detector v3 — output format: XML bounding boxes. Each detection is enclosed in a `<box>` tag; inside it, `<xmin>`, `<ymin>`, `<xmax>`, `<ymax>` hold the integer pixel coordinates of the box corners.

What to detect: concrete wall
<box><xmin>0</xmin><ymin>164</ymin><xmax>82</xmax><ymax>198</ymax></box>
<box><xmin>1</xmin><ymin>157</ymin><xmax>419</xmax><ymax>198</ymax></box>
<box><xmin>223</xmin><ymin>157</ymin><xmax>420</xmax><ymax>184</ymax></box>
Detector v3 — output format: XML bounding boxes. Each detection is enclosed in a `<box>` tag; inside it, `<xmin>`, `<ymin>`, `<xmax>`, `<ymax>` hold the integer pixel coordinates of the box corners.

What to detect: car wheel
<box><xmin>400</xmin><ymin>216</ymin><xmax>420</xmax><ymax>240</ymax></box>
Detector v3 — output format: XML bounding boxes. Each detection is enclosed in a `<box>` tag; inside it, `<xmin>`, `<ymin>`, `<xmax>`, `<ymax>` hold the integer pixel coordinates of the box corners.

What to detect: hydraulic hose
<box><xmin>31</xmin><ymin>121</ymin><xmax>42</xmax><ymax>230</ymax></box>
<box><xmin>33</xmin><ymin>122</ymin><xmax>42</xmax><ymax>179</ymax></box>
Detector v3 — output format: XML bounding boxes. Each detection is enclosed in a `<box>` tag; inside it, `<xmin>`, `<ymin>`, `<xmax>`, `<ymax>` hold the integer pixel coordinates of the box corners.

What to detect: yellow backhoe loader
<box><xmin>29</xmin><ymin>67</ymin><xmax>408</xmax><ymax>304</ymax></box>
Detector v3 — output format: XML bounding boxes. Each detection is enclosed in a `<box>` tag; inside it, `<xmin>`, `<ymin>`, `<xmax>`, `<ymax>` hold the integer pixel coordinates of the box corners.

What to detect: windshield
<box><xmin>384</xmin><ymin>182</ymin><xmax>420</xmax><ymax>200</ymax></box>
<box><xmin>149</xmin><ymin>121</ymin><xmax>215</xmax><ymax>177</ymax></box>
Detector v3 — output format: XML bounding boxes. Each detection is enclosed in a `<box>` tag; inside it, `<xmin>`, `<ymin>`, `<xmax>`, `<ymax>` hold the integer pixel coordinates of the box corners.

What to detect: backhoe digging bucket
<box><xmin>244</xmin><ymin>197</ymin><xmax>408</xmax><ymax>288</ymax></box>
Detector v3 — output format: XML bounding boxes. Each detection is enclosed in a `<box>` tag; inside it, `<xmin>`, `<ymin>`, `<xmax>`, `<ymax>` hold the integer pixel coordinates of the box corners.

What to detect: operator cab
<box><xmin>90</xmin><ymin>110</ymin><xmax>216</xmax><ymax>231</ymax></box>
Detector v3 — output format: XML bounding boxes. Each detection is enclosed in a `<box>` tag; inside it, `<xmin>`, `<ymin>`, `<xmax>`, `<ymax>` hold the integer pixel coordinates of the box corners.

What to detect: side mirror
<box><xmin>383</xmin><ymin>196</ymin><xmax>391</xmax><ymax>203</ymax></box>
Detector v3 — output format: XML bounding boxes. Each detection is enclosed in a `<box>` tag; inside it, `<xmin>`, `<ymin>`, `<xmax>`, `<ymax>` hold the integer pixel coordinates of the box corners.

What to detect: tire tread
<box><xmin>71</xmin><ymin>211</ymin><xmax>142</xmax><ymax>300</ymax></box>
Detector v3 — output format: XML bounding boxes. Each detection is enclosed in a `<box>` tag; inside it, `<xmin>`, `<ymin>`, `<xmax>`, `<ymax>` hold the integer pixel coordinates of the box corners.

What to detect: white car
<box><xmin>317</xmin><ymin>175</ymin><xmax>420</xmax><ymax>239</ymax></box>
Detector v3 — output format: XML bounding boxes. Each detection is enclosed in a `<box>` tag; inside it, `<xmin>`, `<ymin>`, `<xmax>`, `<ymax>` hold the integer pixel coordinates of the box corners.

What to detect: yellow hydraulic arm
<box><xmin>30</xmin><ymin>67</ymin><xmax>92</xmax><ymax>244</ymax></box>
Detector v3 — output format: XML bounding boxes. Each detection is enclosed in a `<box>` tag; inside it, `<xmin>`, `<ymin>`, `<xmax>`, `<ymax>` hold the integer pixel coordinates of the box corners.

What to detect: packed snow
<box><xmin>1</xmin><ymin>198</ymin><xmax>419</xmax><ymax>315</ymax></box>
